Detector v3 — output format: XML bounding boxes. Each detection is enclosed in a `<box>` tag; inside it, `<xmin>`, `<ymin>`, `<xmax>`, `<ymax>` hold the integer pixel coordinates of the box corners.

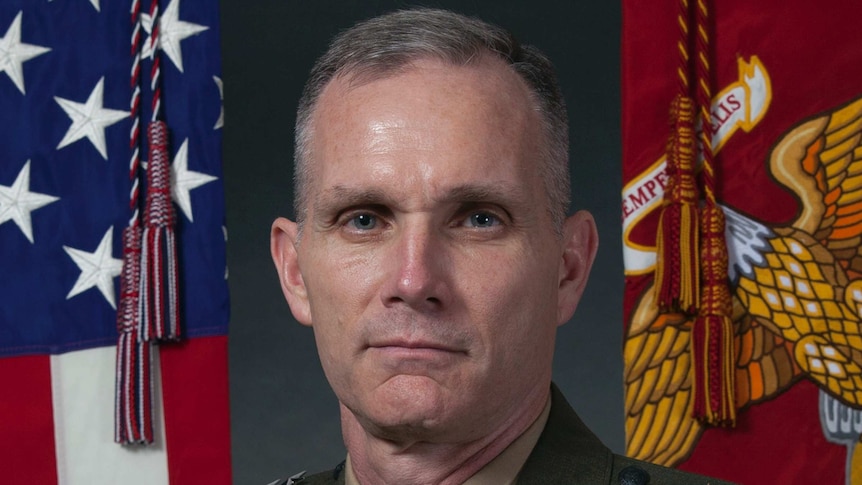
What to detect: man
<box><xmin>270</xmin><ymin>8</ymin><xmax>729</xmax><ymax>485</ymax></box>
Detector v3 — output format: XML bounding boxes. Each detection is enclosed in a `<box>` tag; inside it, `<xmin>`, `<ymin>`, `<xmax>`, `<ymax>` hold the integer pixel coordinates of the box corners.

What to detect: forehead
<box><xmin>306</xmin><ymin>57</ymin><xmax>544</xmax><ymax>205</ymax></box>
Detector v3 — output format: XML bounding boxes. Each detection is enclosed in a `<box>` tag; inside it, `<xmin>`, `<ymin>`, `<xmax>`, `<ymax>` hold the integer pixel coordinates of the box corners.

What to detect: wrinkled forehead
<box><xmin>304</xmin><ymin>56</ymin><xmax>545</xmax><ymax>204</ymax></box>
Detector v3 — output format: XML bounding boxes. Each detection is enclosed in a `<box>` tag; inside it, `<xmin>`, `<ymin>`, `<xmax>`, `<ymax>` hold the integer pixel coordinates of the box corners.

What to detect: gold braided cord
<box><xmin>693</xmin><ymin>0</ymin><xmax>736</xmax><ymax>426</ymax></box>
<box><xmin>655</xmin><ymin>0</ymin><xmax>700</xmax><ymax>314</ymax></box>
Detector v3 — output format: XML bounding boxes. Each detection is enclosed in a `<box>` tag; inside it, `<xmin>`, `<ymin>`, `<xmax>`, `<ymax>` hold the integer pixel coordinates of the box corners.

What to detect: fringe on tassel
<box><xmin>692</xmin><ymin>314</ymin><xmax>735</xmax><ymax>425</ymax></box>
<box><xmin>116</xmin><ymin>332</ymin><xmax>154</xmax><ymax>444</ymax></box>
<box><xmin>141</xmin><ymin>121</ymin><xmax>181</xmax><ymax>342</ymax></box>
<box><xmin>692</xmin><ymin>204</ymin><xmax>736</xmax><ymax>426</ymax></box>
<box><xmin>115</xmin><ymin>225</ymin><xmax>155</xmax><ymax>444</ymax></box>
<box><xmin>655</xmin><ymin>94</ymin><xmax>700</xmax><ymax>314</ymax></box>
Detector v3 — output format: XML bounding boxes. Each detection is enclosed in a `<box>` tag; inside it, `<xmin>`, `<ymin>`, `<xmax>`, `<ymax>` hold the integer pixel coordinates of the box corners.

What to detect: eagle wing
<box><xmin>624</xmin><ymin>285</ymin><xmax>701</xmax><ymax>466</ymax></box>
<box><xmin>625</xmin><ymin>285</ymin><xmax>807</xmax><ymax>466</ymax></box>
<box><xmin>770</xmin><ymin>96</ymin><xmax>862</xmax><ymax>275</ymax></box>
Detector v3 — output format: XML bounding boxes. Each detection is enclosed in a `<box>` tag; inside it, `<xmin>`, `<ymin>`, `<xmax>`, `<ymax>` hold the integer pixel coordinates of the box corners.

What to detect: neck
<box><xmin>341</xmin><ymin>388</ymin><xmax>549</xmax><ymax>485</ymax></box>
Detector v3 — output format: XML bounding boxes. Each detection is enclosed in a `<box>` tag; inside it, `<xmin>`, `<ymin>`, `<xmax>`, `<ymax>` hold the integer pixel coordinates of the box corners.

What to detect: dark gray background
<box><xmin>221</xmin><ymin>2</ymin><xmax>622</xmax><ymax>483</ymax></box>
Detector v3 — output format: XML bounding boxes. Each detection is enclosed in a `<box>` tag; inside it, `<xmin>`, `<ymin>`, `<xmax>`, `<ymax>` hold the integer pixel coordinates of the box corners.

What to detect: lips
<box><xmin>359</xmin><ymin>316</ymin><xmax>472</xmax><ymax>356</ymax></box>
<box><xmin>367</xmin><ymin>341</ymin><xmax>466</xmax><ymax>372</ymax></box>
<box><xmin>367</xmin><ymin>339</ymin><xmax>464</xmax><ymax>354</ymax></box>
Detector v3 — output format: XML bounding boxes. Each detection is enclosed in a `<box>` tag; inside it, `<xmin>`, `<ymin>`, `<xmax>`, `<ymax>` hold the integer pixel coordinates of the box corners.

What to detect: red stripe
<box><xmin>160</xmin><ymin>336</ymin><xmax>232</xmax><ymax>484</ymax></box>
<box><xmin>0</xmin><ymin>355</ymin><xmax>59</xmax><ymax>485</ymax></box>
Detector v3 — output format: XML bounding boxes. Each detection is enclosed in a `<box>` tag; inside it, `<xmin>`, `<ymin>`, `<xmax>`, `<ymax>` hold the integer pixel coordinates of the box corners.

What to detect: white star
<box><xmin>213</xmin><ymin>75</ymin><xmax>224</xmax><ymax>130</ymax></box>
<box><xmin>0</xmin><ymin>160</ymin><xmax>59</xmax><ymax>243</ymax></box>
<box><xmin>0</xmin><ymin>11</ymin><xmax>51</xmax><ymax>95</ymax></box>
<box><xmin>171</xmin><ymin>139</ymin><xmax>217</xmax><ymax>222</ymax></box>
<box><xmin>64</xmin><ymin>227</ymin><xmax>123</xmax><ymax>309</ymax></box>
<box><xmin>141</xmin><ymin>0</ymin><xmax>208</xmax><ymax>73</ymax></box>
<box><xmin>55</xmin><ymin>77</ymin><xmax>128</xmax><ymax>160</ymax></box>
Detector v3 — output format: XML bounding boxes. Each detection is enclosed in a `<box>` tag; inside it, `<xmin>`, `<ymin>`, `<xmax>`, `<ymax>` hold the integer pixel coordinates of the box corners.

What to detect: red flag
<box><xmin>622</xmin><ymin>0</ymin><xmax>862</xmax><ymax>483</ymax></box>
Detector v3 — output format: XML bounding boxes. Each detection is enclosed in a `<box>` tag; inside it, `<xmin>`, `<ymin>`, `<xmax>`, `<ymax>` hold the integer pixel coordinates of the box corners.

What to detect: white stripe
<box><xmin>51</xmin><ymin>346</ymin><xmax>170</xmax><ymax>484</ymax></box>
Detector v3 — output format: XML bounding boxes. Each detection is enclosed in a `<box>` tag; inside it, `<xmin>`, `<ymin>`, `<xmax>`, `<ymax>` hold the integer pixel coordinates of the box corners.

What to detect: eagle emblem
<box><xmin>625</xmin><ymin>96</ymin><xmax>862</xmax><ymax>470</ymax></box>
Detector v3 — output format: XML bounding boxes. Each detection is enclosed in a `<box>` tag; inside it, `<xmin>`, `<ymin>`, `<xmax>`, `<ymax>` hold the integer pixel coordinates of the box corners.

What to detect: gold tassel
<box><xmin>655</xmin><ymin>94</ymin><xmax>700</xmax><ymax>315</ymax></box>
<box><xmin>692</xmin><ymin>204</ymin><xmax>735</xmax><ymax>426</ymax></box>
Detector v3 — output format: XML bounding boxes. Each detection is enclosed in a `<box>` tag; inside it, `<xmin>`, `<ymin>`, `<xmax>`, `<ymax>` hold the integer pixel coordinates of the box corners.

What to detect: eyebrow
<box><xmin>313</xmin><ymin>182</ymin><xmax>528</xmax><ymax>216</ymax></box>
<box><xmin>435</xmin><ymin>183</ymin><xmax>526</xmax><ymax>206</ymax></box>
<box><xmin>313</xmin><ymin>186</ymin><xmax>393</xmax><ymax>217</ymax></box>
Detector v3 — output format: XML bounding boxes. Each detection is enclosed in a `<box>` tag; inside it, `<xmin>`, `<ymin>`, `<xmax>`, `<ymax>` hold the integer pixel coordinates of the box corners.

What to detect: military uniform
<box><xmin>270</xmin><ymin>384</ymin><xmax>734</xmax><ymax>485</ymax></box>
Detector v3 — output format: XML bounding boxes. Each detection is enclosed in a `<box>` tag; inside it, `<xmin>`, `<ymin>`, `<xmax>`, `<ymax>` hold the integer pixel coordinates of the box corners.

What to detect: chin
<box><xmin>356</xmin><ymin>375</ymin><xmax>462</xmax><ymax>440</ymax></box>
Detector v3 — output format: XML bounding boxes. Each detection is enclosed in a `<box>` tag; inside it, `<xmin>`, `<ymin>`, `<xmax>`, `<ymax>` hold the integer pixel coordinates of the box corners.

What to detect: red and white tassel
<box><xmin>140</xmin><ymin>121</ymin><xmax>181</xmax><ymax>342</ymax></box>
<box><xmin>115</xmin><ymin>0</ymin><xmax>154</xmax><ymax>446</ymax></box>
<box><xmin>115</xmin><ymin>225</ymin><xmax>154</xmax><ymax>444</ymax></box>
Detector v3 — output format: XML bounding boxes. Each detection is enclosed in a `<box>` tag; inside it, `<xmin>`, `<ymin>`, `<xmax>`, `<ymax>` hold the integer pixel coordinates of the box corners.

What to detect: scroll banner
<box><xmin>621</xmin><ymin>1</ymin><xmax>862</xmax><ymax>484</ymax></box>
<box><xmin>623</xmin><ymin>57</ymin><xmax>771</xmax><ymax>275</ymax></box>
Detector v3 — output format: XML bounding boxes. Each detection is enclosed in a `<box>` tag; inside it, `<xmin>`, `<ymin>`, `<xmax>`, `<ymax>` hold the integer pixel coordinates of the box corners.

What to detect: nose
<box><xmin>381</xmin><ymin>223</ymin><xmax>449</xmax><ymax>311</ymax></box>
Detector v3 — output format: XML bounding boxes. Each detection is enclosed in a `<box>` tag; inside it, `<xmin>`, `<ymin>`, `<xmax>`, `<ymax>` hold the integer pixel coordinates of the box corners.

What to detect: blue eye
<box><xmin>350</xmin><ymin>213</ymin><xmax>377</xmax><ymax>230</ymax></box>
<box><xmin>467</xmin><ymin>212</ymin><xmax>498</xmax><ymax>228</ymax></box>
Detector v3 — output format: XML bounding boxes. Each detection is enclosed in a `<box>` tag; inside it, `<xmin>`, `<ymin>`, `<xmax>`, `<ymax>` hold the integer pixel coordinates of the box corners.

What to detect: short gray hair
<box><xmin>293</xmin><ymin>8</ymin><xmax>570</xmax><ymax>230</ymax></box>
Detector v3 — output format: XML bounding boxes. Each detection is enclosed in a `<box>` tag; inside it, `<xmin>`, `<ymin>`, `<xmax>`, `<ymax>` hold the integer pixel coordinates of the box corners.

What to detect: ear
<box><xmin>557</xmin><ymin>210</ymin><xmax>599</xmax><ymax>325</ymax></box>
<box><xmin>271</xmin><ymin>217</ymin><xmax>313</xmax><ymax>326</ymax></box>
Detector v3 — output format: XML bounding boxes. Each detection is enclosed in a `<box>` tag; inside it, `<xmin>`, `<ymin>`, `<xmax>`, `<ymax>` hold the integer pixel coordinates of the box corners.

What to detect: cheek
<box><xmin>461</xmin><ymin>249</ymin><xmax>559</xmax><ymax>350</ymax></box>
<box><xmin>313</xmin><ymin>324</ymin><xmax>350</xmax><ymax>380</ymax></box>
<box><xmin>469</xmin><ymin>243</ymin><xmax>558</xmax><ymax>306</ymax></box>
<box><xmin>303</xmin><ymin>244</ymin><xmax>382</xmax><ymax>318</ymax></box>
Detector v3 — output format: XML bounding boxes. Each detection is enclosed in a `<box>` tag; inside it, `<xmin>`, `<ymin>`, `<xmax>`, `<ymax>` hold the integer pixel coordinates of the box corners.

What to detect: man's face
<box><xmin>272</xmin><ymin>58</ymin><xmax>596</xmax><ymax>442</ymax></box>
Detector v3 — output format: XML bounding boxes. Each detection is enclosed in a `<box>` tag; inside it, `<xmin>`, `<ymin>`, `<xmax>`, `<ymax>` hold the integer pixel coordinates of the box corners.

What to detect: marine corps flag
<box><xmin>622</xmin><ymin>0</ymin><xmax>862</xmax><ymax>483</ymax></box>
<box><xmin>0</xmin><ymin>1</ymin><xmax>230</xmax><ymax>483</ymax></box>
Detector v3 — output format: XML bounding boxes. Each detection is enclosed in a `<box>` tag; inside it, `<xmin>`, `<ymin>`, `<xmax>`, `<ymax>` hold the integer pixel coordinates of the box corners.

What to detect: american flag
<box><xmin>0</xmin><ymin>1</ymin><xmax>230</xmax><ymax>483</ymax></box>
